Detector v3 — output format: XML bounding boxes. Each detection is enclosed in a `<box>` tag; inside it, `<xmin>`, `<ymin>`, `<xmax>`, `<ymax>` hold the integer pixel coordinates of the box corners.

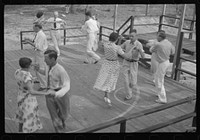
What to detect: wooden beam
<box><xmin>75</xmin><ymin>95</ymin><xmax>196</xmax><ymax>133</ymax></box>
<box><xmin>137</xmin><ymin>112</ymin><xmax>196</xmax><ymax>132</ymax></box>
<box><xmin>113</xmin><ymin>4</ymin><xmax>118</xmax><ymax>32</ymax></box>
<box><xmin>145</xmin><ymin>4</ymin><xmax>149</xmax><ymax>16</ymax></box>
<box><xmin>171</xmin><ymin>4</ymin><xmax>187</xmax><ymax>80</ymax></box>
<box><xmin>162</xmin><ymin>4</ymin><xmax>167</xmax><ymax>22</ymax></box>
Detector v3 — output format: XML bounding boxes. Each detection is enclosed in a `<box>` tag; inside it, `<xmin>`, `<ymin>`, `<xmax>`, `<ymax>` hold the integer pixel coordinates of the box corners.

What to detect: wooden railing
<box><xmin>159</xmin><ymin>15</ymin><xmax>196</xmax><ymax>39</ymax></box>
<box><xmin>172</xmin><ymin>30</ymin><xmax>196</xmax><ymax>81</ymax></box>
<box><xmin>75</xmin><ymin>95</ymin><xmax>196</xmax><ymax>133</ymax></box>
<box><xmin>20</xmin><ymin>26</ymin><xmax>86</xmax><ymax>50</ymax></box>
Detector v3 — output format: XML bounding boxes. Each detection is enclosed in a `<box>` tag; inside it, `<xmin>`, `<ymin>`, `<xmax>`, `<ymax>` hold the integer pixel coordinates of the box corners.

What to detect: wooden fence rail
<box><xmin>75</xmin><ymin>95</ymin><xmax>196</xmax><ymax>133</ymax></box>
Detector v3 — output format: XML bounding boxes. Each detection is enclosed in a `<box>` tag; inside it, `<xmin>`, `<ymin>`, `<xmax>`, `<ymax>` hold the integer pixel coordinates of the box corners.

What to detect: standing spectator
<box><xmin>120</xmin><ymin>29</ymin><xmax>145</xmax><ymax>100</ymax></box>
<box><xmin>150</xmin><ymin>31</ymin><xmax>175</xmax><ymax>104</ymax></box>
<box><xmin>82</xmin><ymin>10</ymin><xmax>101</xmax><ymax>64</ymax></box>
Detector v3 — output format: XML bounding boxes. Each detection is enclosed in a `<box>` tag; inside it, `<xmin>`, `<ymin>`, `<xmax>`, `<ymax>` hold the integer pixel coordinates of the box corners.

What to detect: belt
<box><xmin>106</xmin><ymin>58</ymin><xmax>117</xmax><ymax>61</ymax></box>
<box><xmin>126</xmin><ymin>59</ymin><xmax>138</xmax><ymax>62</ymax></box>
<box><xmin>34</xmin><ymin>48</ymin><xmax>42</xmax><ymax>51</ymax></box>
<box><xmin>45</xmin><ymin>87</ymin><xmax>62</xmax><ymax>91</ymax></box>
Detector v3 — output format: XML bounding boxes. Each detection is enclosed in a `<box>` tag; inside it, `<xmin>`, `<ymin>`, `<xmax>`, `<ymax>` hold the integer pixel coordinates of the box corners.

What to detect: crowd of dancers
<box><xmin>13</xmin><ymin>9</ymin><xmax>175</xmax><ymax>133</ymax></box>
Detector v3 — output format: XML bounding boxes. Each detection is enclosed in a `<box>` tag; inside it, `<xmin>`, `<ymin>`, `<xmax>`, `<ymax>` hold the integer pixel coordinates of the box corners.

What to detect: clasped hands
<box><xmin>46</xmin><ymin>89</ymin><xmax>56</xmax><ymax>96</ymax></box>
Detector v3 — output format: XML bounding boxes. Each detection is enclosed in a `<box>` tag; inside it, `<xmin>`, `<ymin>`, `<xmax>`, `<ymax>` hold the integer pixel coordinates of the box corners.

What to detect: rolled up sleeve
<box><xmin>55</xmin><ymin>68</ymin><xmax>70</xmax><ymax>98</ymax></box>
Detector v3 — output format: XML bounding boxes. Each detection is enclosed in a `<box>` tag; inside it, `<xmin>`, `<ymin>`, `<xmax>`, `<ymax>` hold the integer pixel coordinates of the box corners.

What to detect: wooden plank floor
<box><xmin>4</xmin><ymin>41</ymin><xmax>196</xmax><ymax>133</ymax></box>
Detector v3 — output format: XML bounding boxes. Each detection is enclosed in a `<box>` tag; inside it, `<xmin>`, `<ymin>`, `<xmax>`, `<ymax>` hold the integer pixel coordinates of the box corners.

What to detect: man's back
<box><xmin>85</xmin><ymin>18</ymin><xmax>99</xmax><ymax>33</ymax></box>
<box><xmin>155</xmin><ymin>39</ymin><xmax>175</xmax><ymax>63</ymax></box>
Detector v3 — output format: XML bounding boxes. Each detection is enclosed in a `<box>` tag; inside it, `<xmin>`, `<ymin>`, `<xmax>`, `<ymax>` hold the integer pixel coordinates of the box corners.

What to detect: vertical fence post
<box><xmin>158</xmin><ymin>15</ymin><xmax>163</xmax><ymax>32</ymax></box>
<box><xmin>174</xmin><ymin>32</ymin><xmax>184</xmax><ymax>80</ymax></box>
<box><xmin>171</xmin><ymin>4</ymin><xmax>186</xmax><ymax>80</ymax></box>
<box><xmin>20</xmin><ymin>31</ymin><xmax>23</xmax><ymax>50</ymax></box>
<box><xmin>64</xmin><ymin>29</ymin><xmax>66</xmax><ymax>45</ymax></box>
<box><xmin>120</xmin><ymin>121</ymin><xmax>126</xmax><ymax>133</ymax></box>
<box><xmin>99</xmin><ymin>26</ymin><xmax>102</xmax><ymax>41</ymax></box>
<box><xmin>189</xmin><ymin>6</ymin><xmax>195</xmax><ymax>39</ymax></box>
<box><xmin>192</xmin><ymin>103</ymin><xmax>196</xmax><ymax>127</ymax></box>
<box><xmin>129</xmin><ymin>16</ymin><xmax>134</xmax><ymax>34</ymax></box>
<box><xmin>145</xmin><ymin>4</ymin><xmax>149</xmax><ymax>16</ymax></box>
<box><xmin>162</xmin><ymin>4</ymin><xmax>167</xmax><ymax>23</ymax></box>
<box><xmin>113</xmin><ymin>5</ymin><xmax>118</xmax><ymax>32</ymax></box>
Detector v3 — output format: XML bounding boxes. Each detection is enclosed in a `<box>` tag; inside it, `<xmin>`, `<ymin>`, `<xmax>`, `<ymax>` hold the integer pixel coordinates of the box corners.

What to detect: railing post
<box><xmin>64</xmin><ymin>29</ymin><xmax>66</xmax><ymax>45</ymax></box>
<box><xmin>189</xmin><ymin>21</ymin><xmax>194</xmax><ymax>39</ymax></box>
<box><xmin>20</xmin><ymin>31</ymin><xmax>23</xmax><ymax>50</ymax></box>
<box><xmin>192</xmin><ymin>103</ymin><xmax>196</xmax><ymax>127</ymax></box>
<box><xmin>158</xmin><ymin>15</ymin><xmax>163</xmax><ymax>32</ymax></box>
<box><xmin>99</xmin><ymin>26</ymin><xmax>102</xmax><ymax>41</ymax></box>
<box><xmin>120</xmin><ymin>121</ymin><xmax>126</xmax><ymax>133</ymax></box>
<box><xmin>174</xmin><ymin>32</ymin><xmax>184</xmax><ymax>80</ymax></box>
<box><xmin>145</xmin><ymin>4</ymin><xmax>149</xmax><ymax>16</ymax></box>
<box><xmin>129</xmin><ymin>16</ymin><xmax>134</xmax><ymax>34</ymax></box>
<box><xmin>189</xmin><ymin>6</ymin><xmax>195</xmax><ymax>39</ymax></box>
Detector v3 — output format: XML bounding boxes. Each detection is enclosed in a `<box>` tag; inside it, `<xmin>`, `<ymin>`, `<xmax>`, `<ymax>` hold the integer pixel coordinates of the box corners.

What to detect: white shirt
<box><xmin>46</xmin><ymin>63</ymin><xmax>70</xmax><ymax>98</ymax></box>
<box><xmin>82</xmin><ymin>18</ymin><xmax>99</xmax><ymax>34</ymax></box>
<box><xmin>46</xmin><ymin>17</ymin><xmax>65</xmax><ymax>29</ymax></box>
<box><xmin>121</xmin><ymin>40</ymin><xmax>144</xmax><ymax>67</ymax></box>
<box><xmin>34</xmin><ymin>30</ymin><xmax>48</xmax><ymax>52</ymax></box>
<box><xmin>151</xmin><ymin>39</ymin><xmax>175</xmax><ymax>63</ymax></box>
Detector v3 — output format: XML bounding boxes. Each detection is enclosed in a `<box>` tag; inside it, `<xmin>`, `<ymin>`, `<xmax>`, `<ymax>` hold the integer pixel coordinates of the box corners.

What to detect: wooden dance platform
<box><xmin>5</xmin><ymin>42</ymin><xmax>196</xmax><ymax>133</ymax></box>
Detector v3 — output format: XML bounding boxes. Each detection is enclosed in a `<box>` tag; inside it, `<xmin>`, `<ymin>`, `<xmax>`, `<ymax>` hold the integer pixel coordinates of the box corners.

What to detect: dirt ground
<box><xmin>4</xmin><ymin>4</ymin><xmax>196</xmax><ymax>89</ymax></box>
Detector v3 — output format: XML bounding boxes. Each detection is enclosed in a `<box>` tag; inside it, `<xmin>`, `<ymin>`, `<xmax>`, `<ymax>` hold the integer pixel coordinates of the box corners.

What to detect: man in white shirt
<box><xmin>146</xmin><ymin>30</ymin><xmax>166</xmax><ymax>84</ymax></box>
<box><xmin>82</xmin><ymin>10</ymin><xmax>101</xmax><ymax>64</ymax></box>
<box><xmin>35</xmin><ymin>49</ymin><xmax>70</xmax><ymax>133</ymax></box>
<box><xmin>23</xmin><ymin>24</ymin><xmax>48</xmax><ymax>89</ymax></box>
<box><xmin>46</xmin><ymin>11</ymin><xmax>66</xmax><ymax>56</ymax></box>
<box><xmin>120</xmin><ymin>29</ymin><xmax>145</xmax><ymax>100</ymax></box>
<box><xmin>150</xmin><ymin>32</ymin><xmax>175</xmax><ymax>104</ymax></box>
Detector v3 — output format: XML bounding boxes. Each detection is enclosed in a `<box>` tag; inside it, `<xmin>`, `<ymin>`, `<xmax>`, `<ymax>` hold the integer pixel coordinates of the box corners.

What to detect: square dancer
<box><xmin>34</xmin><ymin>50</ymin><xmax>71</xmax><ymax>132</ymax></box>
<box><xmin>120</xmin><ymin>29</ymin><xmax>145</xmax><ymax>100</ymax></box>
<box><xmin>81</xmin><ymin>10</ymin><xmax>101</xmax><ymax>64</ymax></box>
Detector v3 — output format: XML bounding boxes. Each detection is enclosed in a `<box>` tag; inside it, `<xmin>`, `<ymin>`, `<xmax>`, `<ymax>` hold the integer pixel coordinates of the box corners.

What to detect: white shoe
<box><xmin>104</xmin><ymin>97</ymin><xmax>112</xmax><ymax>106</ymax></box>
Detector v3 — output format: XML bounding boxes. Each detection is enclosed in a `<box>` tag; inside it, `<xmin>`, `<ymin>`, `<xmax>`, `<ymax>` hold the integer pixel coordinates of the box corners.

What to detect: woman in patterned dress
<box><xmin>93</xmin><ymin>32</ymin><xmax>130</xmax><ymax>106</ymax></box>
<box><xmin>14</xmin><ymin>57</ymin><xmax>51</xmax><ymax>133</ymax></box>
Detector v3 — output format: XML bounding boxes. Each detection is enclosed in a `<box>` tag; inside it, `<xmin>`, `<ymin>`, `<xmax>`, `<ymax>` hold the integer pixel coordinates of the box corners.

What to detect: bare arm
<box><xmin>34</xmin><ymin>64</ymin><xmax>46</xmax><ymax>75</ymax></box>
<box><xmin>26</xmin><ymin>80</ymin><xmax>48</xmax><ymax>95</ymax></box>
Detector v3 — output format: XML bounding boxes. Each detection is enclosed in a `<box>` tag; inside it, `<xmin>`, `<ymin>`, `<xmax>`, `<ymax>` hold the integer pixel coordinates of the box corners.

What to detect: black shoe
<box><xmin>83</xmin><ymin>61</ymin><xmax>89</xmax><ymax>64</ymax></box>
<box><xmin>94</xmin><ymin>60</ymin><xmax>98</xmax><ymax>64</ymax></box>
<box><xmin>38</xmin><ymin>87</ymin><xmax>46</xmax><ymax>91</ymax></box>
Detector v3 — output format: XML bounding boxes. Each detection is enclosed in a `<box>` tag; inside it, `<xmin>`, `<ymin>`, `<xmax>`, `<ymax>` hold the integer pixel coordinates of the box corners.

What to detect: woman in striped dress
<box><xmin>93</xmin><ymin>32</ymin><xmax>130</xmax><ymax>106</ymax></box>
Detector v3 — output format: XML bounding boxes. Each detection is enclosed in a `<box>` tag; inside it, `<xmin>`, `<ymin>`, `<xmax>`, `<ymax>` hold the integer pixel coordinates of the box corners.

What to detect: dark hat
<box><xmin>36</xmin><ymin>11</ymin><xmax>44</xmax><ymax>18</ymax></box>
<box><xmin>109</xmin><ymin>32</ymin><xmax>119</xmax><ymax>42</ymax></box>
<box><xmin>158</xmin><ymin>32</ymin><xmax>166</xmax><ymax>39</ymax></box>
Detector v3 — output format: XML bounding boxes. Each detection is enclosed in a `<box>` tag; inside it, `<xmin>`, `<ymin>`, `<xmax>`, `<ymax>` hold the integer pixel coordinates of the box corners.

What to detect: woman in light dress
<box><xmin>93</xmin><ymin>32</ymin><xmax>130</xmax><ymax>106</ymax></box>
<box><xmin>14</xmin><ymin>57</ymin><xmax>52</xmax><ymax>133</ymax></box>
